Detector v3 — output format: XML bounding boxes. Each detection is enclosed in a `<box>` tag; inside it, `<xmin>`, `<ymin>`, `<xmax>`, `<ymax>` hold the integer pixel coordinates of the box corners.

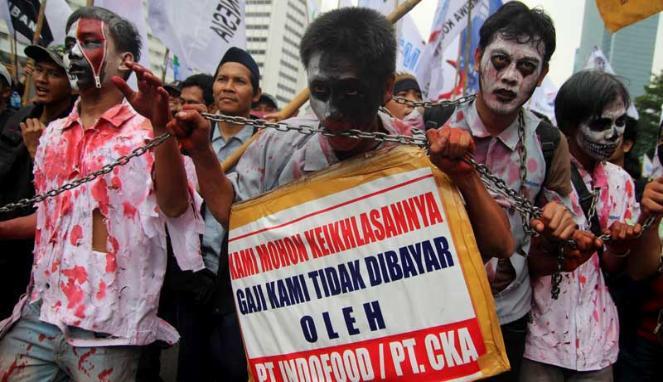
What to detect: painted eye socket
<box><xmin>615</xmin><ymin>116</ymin><xmax>626</xmax><ymax>128</ymax></box>
<box><xmin>517</xmin><ymin>61</ymin><xmax>536</xmax><ymax>76</ymax></box>
<box><xmin>491</xmin><ymin>55</ymin><xmax>509</xmax><ymax>70</ymax></box>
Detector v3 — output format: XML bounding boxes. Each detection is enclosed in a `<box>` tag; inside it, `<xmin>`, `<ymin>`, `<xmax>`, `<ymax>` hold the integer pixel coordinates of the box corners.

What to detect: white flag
<box><xmin>358</xmin><ymin>0</ymin><xmax>397</xmax><ymax>15</ymax></box>
<box><xmin>148</xmin><ymin>0</ymin><xmax>246</xmax><ymax>77</ymax></box>
<box><xmin>396</xmin><ymin>14</ymin><xmax>424</xmax><ymax>73</ymax></box>
<box><xmin>584</xmin><ymin>46</ymin><xmax>639</xmax><ymax>119</ymax></box>
<box><xmin>525</xmin><ymin>77</ymin><xmax>558</xmax><ymax>125</ymax></box>
<box><xmin>44</xmin><ymin>0</ymin><xmax>71</xmax><ymax>45</ymax></box>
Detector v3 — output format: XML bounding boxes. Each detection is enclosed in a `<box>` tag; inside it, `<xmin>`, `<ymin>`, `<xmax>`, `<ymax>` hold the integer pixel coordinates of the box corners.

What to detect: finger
<box><xmin>181</xmin><ymin>103</ymin><xmax>208</xmax><ymax>113</ymax></box>
<box><xmin>558</xmin><ymin>222</ymin><xmax>576</xmax><ymax>241</ymax></box>
<box><xmin>111</xmin><ymin>76</ymin><xmax>136</xmax><ymax>100</ymax></box>
<box><xmin>530</xmin><ymin>218</ymin><xmax>545</xmax><ymax>233</ymax></box>
<box><xmin>19</xmin><ymin>121</ymin><xmax>27</xmax><ymax>132</ymax></box>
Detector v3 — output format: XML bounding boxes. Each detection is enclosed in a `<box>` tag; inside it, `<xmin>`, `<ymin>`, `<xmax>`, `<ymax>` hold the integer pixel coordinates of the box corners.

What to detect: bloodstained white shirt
<box><xmin>0</xmin><ymin>99</ymin><xmax>204</xmax><ymax>346</ymax></box>
<box><xmin>525</xmin><ymin>157</ymin><xmax>639</xmax><ymax>370</ymax></box>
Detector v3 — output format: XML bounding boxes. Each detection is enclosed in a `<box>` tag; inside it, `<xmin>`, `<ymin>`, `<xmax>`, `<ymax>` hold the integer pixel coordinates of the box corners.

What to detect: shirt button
<box><xmin>45</xmin><ymin>283</ymin><xmax>50</xmax><ymax>289</ymax></box>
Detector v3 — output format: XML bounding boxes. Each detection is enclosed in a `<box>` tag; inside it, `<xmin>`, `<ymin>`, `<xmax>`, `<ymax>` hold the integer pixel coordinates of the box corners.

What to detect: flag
<box><xmin>358</xmin><ymin>0</ymin><xmax>397</xmax><ymax>15</ymax></box>
<box><xmin>596</xmin><ymin>0</ymin><xmax>663</xmax><ymax>33</ymax></box>
<box><xmin>307</xmin><ymin>0</ymin><xmax>319</xmax><ymax>22</ymax></box>
<box><xmin>396</xmin><ymin>14</ymin><xmax>424</xmax><ymax>73</ymax></box>
<box><xmin>525</xmin><ymin>77</ymin><xmax>558</xmax><ymax>124</ymax></box>
<box><xmin>1</xmin><ymin>0</ymin><xmax>71</xmax><ymax>46</ymax></box>
<box><xmin>148</xmin><ymin>0</ymin><xmax>246</xmax><ymax>77</ymax></box>
<box><xmin>458</xmin><ymin>0</ymin><xmax>502</xmax><ymax>94</ymax></box>
<box><xmin>584</xmin><ymin>46</ymin><xmax>640</xmax><ymax>119</ymax></box>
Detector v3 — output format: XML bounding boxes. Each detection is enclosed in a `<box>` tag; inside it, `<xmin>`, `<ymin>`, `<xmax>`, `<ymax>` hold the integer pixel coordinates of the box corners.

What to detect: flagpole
<box><xmin>462</xmin><ymin>1</ymin><xmax>472</xmax><ymax>97</ymax></box>
<box><xmin>21</xmin><ymin>0</ymin><xmax>48</xmax><ymax>106</ymax></box>
<box><xmin>86</xmin><ymin>0</ymin><xmax>95</xmax><ymax>6</ymax></box>
<box><xmin>161</xmin><ymin>48</ymin><xmax>170</xmax><ymax>82</ymax></box>
<box><xmin>271</xmin><ymin>0</ymin><xmax>423</xmax><ymax>123</ymax></box>
<box><xmin>9</xmin><ymin>30</ymin><xmax>18</xmax><ymax>85</ymax></box>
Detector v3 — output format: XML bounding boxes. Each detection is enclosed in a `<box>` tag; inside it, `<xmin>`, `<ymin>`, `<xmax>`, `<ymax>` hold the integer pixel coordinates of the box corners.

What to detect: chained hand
<box><xmin>531</xmin><ymin>201</ymin><xmax>577</xmax><ymax>242</ymax></box>
<box><xmin>170</xmin><ymin>104</ymin><xmax>213</xmax><ymax>157</ymax></box>
<box><xmin>426</xmin><ymin>126</ymin><xmax>476</xmax><ymax>178</ymax></box>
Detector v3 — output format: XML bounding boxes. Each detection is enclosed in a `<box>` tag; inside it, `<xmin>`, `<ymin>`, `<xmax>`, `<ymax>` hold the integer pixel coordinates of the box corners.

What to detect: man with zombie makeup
<box><xmin>0</xmin><ymin>7</ymin><xmax>204</xmax><ymax>381</ymax></box>
<box><xmin>434</xmin><ymin>3</ymin><xmax>601</xmax><ymax>381</ymax></box>
<box><xmin>521</xmin><ymin>70</ymin><xmax>663</xmax><ymax>381</ymax></box>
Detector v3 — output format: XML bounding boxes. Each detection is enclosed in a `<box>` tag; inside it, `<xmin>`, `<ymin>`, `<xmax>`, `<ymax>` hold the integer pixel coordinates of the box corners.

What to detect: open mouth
<box><xmin>493</xmin><ymin>89</ymin><xmax>517</xmax><ymax>103</ymax></box>
<box><xmin>35</xmin><ymin>86</ymin><xmax>49</xmax><ymax>96</ymax></box>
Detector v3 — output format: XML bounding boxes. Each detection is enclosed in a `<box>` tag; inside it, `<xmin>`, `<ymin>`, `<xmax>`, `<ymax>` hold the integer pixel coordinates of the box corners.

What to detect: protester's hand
<box><xmin>21</xmin><ymin>61</ymin><xmax>34</xmax><ymax>83</ymax></box>
<box><xmin>169</xmin><ymin>104</ymin><xmax>213</xmax><ymax>157</ymax></box>
<box><xmin>561</xmin><ymin>230</ymin><xmax>602</xmax><ymax>272</ymax></box>
<box><xmin>112</xmin><ymin>62</ymin><xmax>170</xmax><ymax>131</ymax></box>
<box><xmin>603</xmin><ymin>221</ymin><xmax>641</xmax><ymax>256</ymax></box>
<box><xmin>530</xmin><ymin>201</ymin><xmax>576</xmax><ymax>241</ymax></box>
<box><xmin>641</xmin><ymin>177</ymin><xmax>663</xmax><ymax>219</ymax></box>
<box><xmin>426</xmin><ymin>126</ymin><xmax>475</xmax><ymax>178</ymax></box>
<box><xmin>20</xmin><ymin>118</ymin><xmax>45</xmax><ymax>159</ymax></box>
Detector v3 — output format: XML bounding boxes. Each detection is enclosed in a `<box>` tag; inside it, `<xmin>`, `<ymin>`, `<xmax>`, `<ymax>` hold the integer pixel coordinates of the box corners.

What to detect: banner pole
<box><xmin>161</xmin><ymin>48</ymin><xmax>170</xmax><ymax>82</ymax></box>
<box><xmin>463</xmin><ymin>1</ymin><xmax>472</xmax><ymax>97</ymax></box>
<box><xmin>21</xmin><ymin>0</ymin><xmax>48</xmax><ymax>106</ymax></box>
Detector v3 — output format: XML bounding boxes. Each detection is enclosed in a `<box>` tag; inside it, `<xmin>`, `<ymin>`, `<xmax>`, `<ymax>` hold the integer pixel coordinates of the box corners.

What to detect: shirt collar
<box><xmin>211</xmin><ymin>120</ymin><xmax>255</xmax><ymax>144</ymax></box>
<box><xmin>571</xmin><ymin>155</ymin><xmax>609</xmax><ymax>189</ymax></box>
<box><xmin>464</xmin><ymin>101</ymin><xmax>527</xmax><ymax>151</ymax></box>
<box><xmin>62</xmin><ymin>98</ymin><xmax>136</xmax><ymax>130</ymax></box>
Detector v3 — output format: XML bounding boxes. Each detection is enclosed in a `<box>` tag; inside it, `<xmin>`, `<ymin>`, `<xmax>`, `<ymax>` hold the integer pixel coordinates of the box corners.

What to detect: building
<box><xmin>245</xmin><ymin>0</ymin><xmax>311</xmax><ymax>108</ymax></box>
<box><xmin>574</xmin><ymin>0</ymin><xmax>660</xmax><ymax>98</ymax></box>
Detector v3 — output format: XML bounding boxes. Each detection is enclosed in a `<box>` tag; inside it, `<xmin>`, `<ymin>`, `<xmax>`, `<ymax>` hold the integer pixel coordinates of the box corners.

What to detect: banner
<box><xmin>524</xmin><ymin>77</ymin><xmax>558</xmax><ymax>125</ymax></box>
<box><xmin>148</xmin><ymin>0</ymin><xmax>246</xmax><ymax>77</ymax></box>
<box><xmin>596</xmin><ymin>0</ymin><xmax>663</xmax><ymax>33</ymax></box>
<box><xmin>584</xmin><ymin>46</ymin><xmax>639</xmax><ymax>119</ymax></box>
<box><xmin>396</xmin><ymin>14</ymin><xmax>424</xmax><ymax>73</ymax></box>
<box><xmin>228</xmin><ymin>146</ymin><xmax>508</xmax><ymax>381</ymax></box>
<box><xmin>2</xmin><ymin>0</ymin><xmax>71</xmax><ymax>46</ymax></box>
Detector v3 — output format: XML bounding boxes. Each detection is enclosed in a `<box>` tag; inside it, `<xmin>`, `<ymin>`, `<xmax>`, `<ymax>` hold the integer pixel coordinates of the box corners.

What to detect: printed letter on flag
<box><xmin>228</xmin><ymin>146</ymin><xmax>509</xmax><ymax>381</ymax></box>
<box><xmin>596</xmin><ymin>0</ymin><xmax>663</xmax><ymax>33</ymax></box>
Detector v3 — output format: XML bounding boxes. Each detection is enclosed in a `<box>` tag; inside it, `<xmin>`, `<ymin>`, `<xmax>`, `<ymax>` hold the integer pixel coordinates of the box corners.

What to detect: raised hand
<box><xmin>20</xmin><ymin>118</ymin><xmax>45</xmax><ymax>159</ymax></box>
<box><xmin>641</xmin><ymin>177</ymin><xmax>663</xmax><ymax>219</ymax></box>
<box><xmin>426</xmin><ymin>126</ymin><xmax>475</xmax><ymax>178</ymax></box>
<box><xmin>168</xmin><ymin>104</ymin><xmax>214</xmax><ymax>157</ymax></box>
<box><xmin>111</xmin><ymin>62</ymin><xmax>171</xmax><ymax>130</ymax></box>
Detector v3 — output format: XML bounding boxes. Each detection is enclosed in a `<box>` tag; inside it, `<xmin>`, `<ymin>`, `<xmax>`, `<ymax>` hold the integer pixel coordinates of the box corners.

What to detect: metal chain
<box><xmin>0</xmin><ymin>132</ymin><xmax>172</xmax><ymax>215</ymax></box>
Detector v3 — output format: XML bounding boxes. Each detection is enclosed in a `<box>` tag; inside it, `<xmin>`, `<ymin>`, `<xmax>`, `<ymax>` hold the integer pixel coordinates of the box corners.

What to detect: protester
<box><xmin>251</xmin><ymin>93</ymin><xmax>278</xmax><ymax>118</ymax></box>
<box><xmin>165</xmin><ymin>47</ymin><xmax>263</xmax><ymax>382</ymax></box>
<box><xmin>0</xmin><ymin>44</ymin><xmax>75</xmax><ymax>320</ymax></box>
<box><xmin>165</xmin><ymin>79</ymin><xmax>182</xmax><ymax>117</ymax></box>
<box><xmin>385</xmin><ymin>72</ymin><xmax>422</xmax><ymax>119</ymax></box>
<box><xmin>180</xmin><ymin>73</ymin><xmax>214</xmax><ymax>110</ymax></box>
<box><xmin>523</xmin><ymin>70</ymin><xmax>662</xmax><ymax>381</ymax></box>
<box><xmin>432</xmin><ymin>3</ymin><xmax>600</xmax><ymax>380</ymax></box>
<box><xmin>0</xmin><ymin>7</ymin><xmax>203</xmax><ymax>380</ymax></box>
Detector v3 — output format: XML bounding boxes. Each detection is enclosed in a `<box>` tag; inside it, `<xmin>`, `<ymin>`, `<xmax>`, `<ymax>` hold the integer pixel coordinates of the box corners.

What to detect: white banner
<box><xmin>396</xmin><ymin>14</ymin><xmax>424</xmax><ymax>73</ymax></box>
<box><xmin>148</xmin><ymin>0</ymin><xmax>246</xmax><ymax>77</ymax></box>
<box><xmin>525</xmin><ymin>77</ymin><xmax>558</xmax><ymax>125</ymax></box>
<box><xmin>584</xmin><ymin>46</ymin><xmax>639</xmax><ymax>119</ymax></box>
<box><xmin>358</xmin><ymin>0</ymin><xmax>397</xmax><ymax>15</ymax></box>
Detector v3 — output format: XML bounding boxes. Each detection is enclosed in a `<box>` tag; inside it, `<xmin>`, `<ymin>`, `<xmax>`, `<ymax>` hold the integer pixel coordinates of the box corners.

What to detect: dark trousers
<box><xmin>615</xmin><ymin>335</ymin><xmax>663</xmax><ymax>382</ymax></box>
<box><xmin>486</xmin><ymin>313</ymin><xmax>529</xmax><ymax>382</ymax></box>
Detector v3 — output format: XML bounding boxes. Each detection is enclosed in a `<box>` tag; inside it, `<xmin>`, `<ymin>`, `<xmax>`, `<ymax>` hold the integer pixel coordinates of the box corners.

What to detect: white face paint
<box><xmin>576</xmin><ymin>97</ymin><xmax>627</xmax><ymax>161</ymax></box>
<box><xmin>478</xmin><ymin>34</ymin><xmax>545</xmax><ymax>115</ymax></box>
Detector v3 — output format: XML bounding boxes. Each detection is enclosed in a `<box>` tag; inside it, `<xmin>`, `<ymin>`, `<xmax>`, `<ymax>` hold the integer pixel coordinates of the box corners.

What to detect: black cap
<box><xmin>215</xmin><ymin>47</ymin><xmax>260</xmax><ymax>91</ymax></box>
<box><xmin>25</xmin><ymin>44</ymin><xmax>67</xmax><ymax>70</ymax></box>
<box><xmin>164</xmin><ymin>80</ymin><xmax>182</xmax><ymax>96</ymax></box>
<box><xmin>254</xmin><ymin>93</ymin><xmax>277</xmax><ymax>109</ymax></box>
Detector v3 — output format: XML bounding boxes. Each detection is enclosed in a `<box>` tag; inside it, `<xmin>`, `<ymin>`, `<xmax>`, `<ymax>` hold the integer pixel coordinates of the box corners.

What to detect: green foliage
<box><xmin>633</xmin><ymin>70</ymin><xmax>663</xmax><ymax>159</ymax></box>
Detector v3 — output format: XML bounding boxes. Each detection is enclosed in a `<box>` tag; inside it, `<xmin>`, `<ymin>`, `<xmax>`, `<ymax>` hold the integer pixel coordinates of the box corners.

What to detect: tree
<box><xmin>633</xmin><ymin>70</ymin><xmax>663</xmax><ymax>160</ymax></box>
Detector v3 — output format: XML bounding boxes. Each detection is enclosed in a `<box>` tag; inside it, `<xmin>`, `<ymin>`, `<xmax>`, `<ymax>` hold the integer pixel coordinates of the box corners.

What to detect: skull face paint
<box><xmin>478</xmin><ymin>34</ymin><xmax>545</xmax><ymax>115</ymax></box>
<box><xmin>307</xmin><ymin>51</ymin><xmax>385</xmax><ymax>153</ymax></box>
<box><xmin>576</xmin><ymin>97</ymin><xmax>627</xmax><ymax>161</ymax></box>
<box><xmin>65</xmin><ymin>18</ymin><xmax>107</xmax><ymax>89</ymax></box>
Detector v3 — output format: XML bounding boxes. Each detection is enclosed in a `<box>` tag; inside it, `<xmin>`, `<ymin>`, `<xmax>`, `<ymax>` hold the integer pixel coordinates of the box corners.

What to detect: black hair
<box><xmin>555</xmin><ymin>70</ymin><xmax>630</xmax><ymax>136</ymax></box>
<box><xmin>300</xmin><ymin>7</ymin><xmax>395</xmax><ymax>82</ymax></box>
<box><xmin>66</xmin><ymin>6</ymin><xmax>141</xmax><ymax>62</ymax></box>
<box><xmin>181</xmin><ymin>74</ymin><xmax>214</xmax><ymax>106</ymax></box>
<box><xmin>479</xmin><ymin>1</ymin><xmax>556</xmax><ymax>64</ymax></box>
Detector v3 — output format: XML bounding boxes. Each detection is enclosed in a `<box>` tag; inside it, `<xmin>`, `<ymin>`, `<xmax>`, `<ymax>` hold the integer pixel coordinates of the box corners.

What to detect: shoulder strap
<box><xmin>423</xmin><ymin>104</ymin><xmax>456</xmax><ymax>130</ymax></box>
<box><xmin>535</xmin><ymin>119</ymin><xmax>561</xmax><ymax>183</ymax></box>
<box><xmin>570</xmin><ymin>163</ymin><xmax>602</xmax><ymax>237</ymax></box>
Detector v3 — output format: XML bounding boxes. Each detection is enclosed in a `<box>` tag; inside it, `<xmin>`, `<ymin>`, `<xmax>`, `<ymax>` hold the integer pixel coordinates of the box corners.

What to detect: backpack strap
<box><xmin>570</xmin><ymin>163</ymin><xmax>603</xmax><ymax>238</ymax></box>
<box><xmin>535</xmin><ymin>119</ymin><xmax>561</xmax><ymax>183</ymax></box>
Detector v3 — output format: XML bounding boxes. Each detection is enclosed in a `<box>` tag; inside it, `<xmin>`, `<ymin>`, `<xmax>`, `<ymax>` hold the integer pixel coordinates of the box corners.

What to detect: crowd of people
<box><xmin>0</xmin><ymin>2</ymin><xmax>661</xmax><ymax>381</ymax></box>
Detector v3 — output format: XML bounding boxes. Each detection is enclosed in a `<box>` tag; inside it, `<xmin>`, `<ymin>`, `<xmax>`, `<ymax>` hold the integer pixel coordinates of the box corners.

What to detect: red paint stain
<box><xmin>105</xmin><ymin>237</ymin><xmax>119</xmax><ymax>273</ymax></box>
<box><xmin>98</xmin><ymin>368</ymin><xmax>113</xmax><ymax>381</ymax></box>
<box><xmin>593</xmin><ymin>309</ymin><xmax>600</xmax><ymax>322</ymax></box>
<box><xmin>51</xmin><ymin>259</ymin><xmax>61</xmax><ymax>273</ymax></box>
<box><xmin>91</xmin><ymin>178</ymin><xmax>109</xmax><ymax>215</ymax></box>
<box><xmin>38</xmin><ymin>333</ymin><xmax>46</xmax><ymax>342</ymax></box>
<box><xmin>70</xmin><ymin>225</ymin><xmax>83</xmax><ymax>246</ymax></box>
<box><xmin>61</xmin><ymin>266</ymin><xmax>88</xmax><ymax>309</ymax></box>
<box><xmin>456</xmin><ymin>110</ymin><xmax>465</xmax><ymax>122</ymax></box>
<box><xmin>62</xmin><ymin>266</ymin><xmax>88</xmax><ymax>284</ymax></box>
<box><xmin>579</xmin><ymin>274</ymin><xmax>587</xmax><ymax>286</ymax></box>
<box><xmin>60</xmin><ymin>193</ymin><xmax>72</xmax><ymax>216</ymax></box>
<box><xmin>111</xmin><ymin>176</ymin><xmax>122</xmax><ymax>189</ymax></box>
<box><xmin>77</xmin><ymin>348</ymin><xmax>97</xmax><ymax>372</ymax></box>
<box><xmin>96</xmin><ymin>281</ymin><xmax>107</xmax><ymax>300</ymax></box>
<box><xmin>1</xmin><ymin>359</ymin><xmax>27</xmax><ymax>382</ymax></box>
<box><xmin>53</xmin><ymin>300</ymin><xmax>62</xmax><ymax>310</ymax></box>
<box><xmin>74</xmin><ymin>304</ymin><xmax>86</xmax><ymax>319</ymax></box>
<box><xmin>575</xmin><ymin>338</ymin><xmax>580</xmax><ymax>349</ymax></box>
<box><xmin>122</xmin><ymin>202</ymin><xmax>137</xmax><ymax>218</ymax></box>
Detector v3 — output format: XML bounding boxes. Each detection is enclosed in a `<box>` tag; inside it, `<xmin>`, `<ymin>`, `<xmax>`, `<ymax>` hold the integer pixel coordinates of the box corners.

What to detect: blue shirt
<box><xmin>201</xmin><ymin>122</ymin><xmax>255</xmax><ymax>273</ymax></box>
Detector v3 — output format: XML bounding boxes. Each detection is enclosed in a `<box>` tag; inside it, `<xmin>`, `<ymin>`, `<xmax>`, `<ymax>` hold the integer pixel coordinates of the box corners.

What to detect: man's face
<box><xmin>307</xmin><ymin>51</ymin><xmax>385</xmax><ymax>152</ymax></box>
<box><xmin>386</xmin><ymin>88</ymin><xmax>421</xmax><ymax>119</ymax></box>
<box><xmin>576</xmin><ymin>97</ymin><xmax>627</xmax><ymax>161</ymax></box>
<box><xmin>180</xmin><ymin>86</ymin><xmax>206</xmax><ymax>108</ymax></box>
<box><xmin>213</xmin><ymin>62</ymin><xmax>257</xmax><ymax>116</ymax></box>
<box><xmin>478</xmin><ymin>35</ymin><xmax>546</xmax><ymax>115</ymax></box>
<box><xmin>33</xmin><ymin>60</ymin><xmax>71</xmax><ymax>105</ymax></box>
<box><xmin>65</xmin><ymin>18</ymin><xmax>126</xmax><ymax>90</ymax></box>
<box><xmin>252</xmin><ymin>102</ymin><xmax>277</xmax><ymax>114</ymax></box>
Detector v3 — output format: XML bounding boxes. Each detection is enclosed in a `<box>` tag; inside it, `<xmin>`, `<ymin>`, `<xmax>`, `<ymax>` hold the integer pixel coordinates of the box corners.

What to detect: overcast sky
<box><xmin>321</xmin><ymin>0</ymin><xmax>663</xmax><ymax>88</ymax></box>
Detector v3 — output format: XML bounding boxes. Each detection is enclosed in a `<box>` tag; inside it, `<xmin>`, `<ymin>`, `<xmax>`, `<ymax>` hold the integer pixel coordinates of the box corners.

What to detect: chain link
<box><xmin>0</xmin><ymin>132</ymin><xmax>172</xmax><ymax>215</ymax></box>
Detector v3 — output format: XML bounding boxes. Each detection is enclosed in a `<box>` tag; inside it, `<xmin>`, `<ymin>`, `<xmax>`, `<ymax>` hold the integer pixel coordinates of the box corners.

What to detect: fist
<box><xmin>531</xmin><ymin>201</ymin><xmax>576</xmax><ymax>241</ymax></box>
<box><xmin>169</xmin><ymin>104</ymin><xmax>213</xmax><ymax>156</ymax></box>
<box><xmin>426</xmin><ymin>126</ymin><xmax>475</xmax><ymax>178</ymax></box>
<box><xmin>641</xmin><ymin>177</ymin><xmax>663</xmax><ymax>218</ymax></box>
<box><xmin>604</xmin><ymin>221</ymin><xmax>641</xmax><ymax>255</ymax></box>
<box><xmin>20</xmin><ymin>118</ymin><xmax>45</xmax><ymax>159</ymax></box>
<box><xmin>562</xmin><ymin>230</ymin><xmax>602</xmax><ymax>272</ymax></box>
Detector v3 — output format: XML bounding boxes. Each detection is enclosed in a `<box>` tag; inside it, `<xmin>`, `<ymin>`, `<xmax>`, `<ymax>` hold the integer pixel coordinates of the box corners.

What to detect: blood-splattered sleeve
<box><xmin>227</xmin><ymin>129</ymin><xmax>277</xmax><ymax>202</ymax></box>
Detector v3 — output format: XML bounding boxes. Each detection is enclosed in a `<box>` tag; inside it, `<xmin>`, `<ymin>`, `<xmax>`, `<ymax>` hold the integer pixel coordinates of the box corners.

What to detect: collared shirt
<box><xmin>445</xmin><ymin>101</ymin><xmax>572</xmax><ymax>324</ymax></box>
<box><xmin>228</xmin><ymin>111</ymin><xmax>414</xmax><ymax>201</ymax></box>
<box><xmin>0</xmin><ymin>99</ymin><xmax>205</xmax><ymax>346</ymax></box>
<box><xmin>525</xmin><ymin>158</ymin><xmax>639</xmax><ymax>371</ymax></box>
<box><xmin>201</xmin><ymin>122</ymin><xmax>255</xmax><ymax>273</ymax></box>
